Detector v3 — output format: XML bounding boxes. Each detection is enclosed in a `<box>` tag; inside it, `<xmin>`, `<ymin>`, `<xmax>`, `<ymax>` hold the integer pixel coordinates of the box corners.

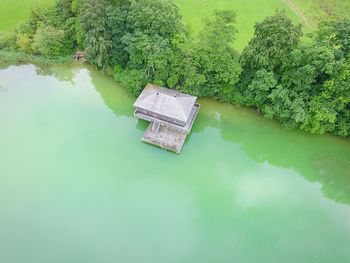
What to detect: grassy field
<box><xmin>293</xmin><ymin>0</ymin><xmax>350</xmax><ymax>28</ymax></box>
<box><xmin>0</xmin><ymin>0</ymin><xmax>55</xmax><ymax>33</ymax></box>
<box><xmin>175</xmin><ymin>0</ymin><xmax>300</xmax><ymax>50</ymax></box>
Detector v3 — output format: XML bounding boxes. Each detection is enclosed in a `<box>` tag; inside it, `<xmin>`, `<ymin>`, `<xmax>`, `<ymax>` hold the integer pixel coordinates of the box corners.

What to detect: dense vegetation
<box><xmin>1</xmin><ymin>0</ymin><xmax>349</xmax><ymax>137</ymax></box>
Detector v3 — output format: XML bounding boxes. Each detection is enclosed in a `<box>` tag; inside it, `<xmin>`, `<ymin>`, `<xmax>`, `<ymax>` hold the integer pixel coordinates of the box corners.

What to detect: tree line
<box><xmin>1</xmin><ymin>0</ymin><xmax>349</xmax><ymax>137</ymax></box>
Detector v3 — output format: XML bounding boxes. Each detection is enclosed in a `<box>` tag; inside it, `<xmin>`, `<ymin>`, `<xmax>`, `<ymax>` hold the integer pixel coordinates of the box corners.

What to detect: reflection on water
<box><xmin>79</xmin><ymin>62</ymin><xmax>350</xmax><ymax>205</ymax></box>
<box><xmin>7</xmin><ymin>62</ymin><xmax>349</xmax><ymax>203</ymax></box>
<box><xmin>195</xmin><ymin>102</ymin><xmax>350</xmax><ymax>204</ymax></box>
<box><xmin>0</xmin><ymin>64</ymin><xmax>350</xmax><ymax>263</ymax></box>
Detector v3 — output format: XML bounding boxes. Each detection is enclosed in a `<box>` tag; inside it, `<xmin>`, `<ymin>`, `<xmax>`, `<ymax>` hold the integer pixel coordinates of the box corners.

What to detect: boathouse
<box><xmin>133</xmin><ymin>84</ymin><xmax>200</xmax><ymax>153</ymax></box>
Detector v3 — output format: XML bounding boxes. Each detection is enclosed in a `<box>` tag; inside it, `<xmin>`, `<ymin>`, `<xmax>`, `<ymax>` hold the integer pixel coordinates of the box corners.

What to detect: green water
<box><xmin>1</xmin><ymin>64</ymin><xmax>350</xmax><ymax>263</ymax></box>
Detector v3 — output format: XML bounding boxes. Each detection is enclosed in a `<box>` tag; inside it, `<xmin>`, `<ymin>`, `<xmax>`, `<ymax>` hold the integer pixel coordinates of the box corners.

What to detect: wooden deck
<box><xmin>141</xmin><ymin>123</ymin><xmax>187</xmax><ymax>154</ymax></box>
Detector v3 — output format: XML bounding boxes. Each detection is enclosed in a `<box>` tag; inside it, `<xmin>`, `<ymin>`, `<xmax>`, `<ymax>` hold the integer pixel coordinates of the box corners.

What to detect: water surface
<box><xmin>0</xmin><ymin>64</ymin><xmax>350</xmax><ymax>263</ymax></box>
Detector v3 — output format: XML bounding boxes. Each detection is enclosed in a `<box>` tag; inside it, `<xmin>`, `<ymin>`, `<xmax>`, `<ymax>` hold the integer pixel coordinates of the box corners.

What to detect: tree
<box><xmin>71</xmin><ymin>0</ymin><xmax>87</xmax><ymax>49</ymax></box>
<box><xmin>126</xmin><ymin>0</ymin><xmax>185</xmax><ymax>39</ymax></box>
<box><xmin>270</xmin><ymin>39</ymin><xmax>350</xmax><ymax>135</ymax></box>
<box><xmin>105</xmin><ymin>2</ymin><xmax>130</xmax><ymax>66</ymax></box>
<box><xmin>80</xmin><ymin>0</ymin><xmax>112</xmax><ymax>68</ymax></box>
<box><xmin>245</xmin><ymin>69</ymin><xmax>277</xmax><ymax>108</ymax></box>
<box><xmin>31</xmin><ymin>26</ymin><xmax>68</xmax><ymax>58</ymax></box>
<box><xmin>14</xmin><ymin>2</ymin><xmax>75</xmax><ymax>57</ymax></box>
<box><xmin>187</xmin><ymin>10</ymin><xmax>242</xmax><ymax>101</ymax></box>
<box><xmin>240</xmin><ymin>11</ymin><xmax>303</xmax><ymax>86</ymax></box>
<box><xmin>238</xmin><ymin>17</ymin><xmax>350</xmax><ymax>137</ymax></box>
<box><xmin>314</xmin><ymin>20</ymin><xmax>350</xmax><ymax>59</ymax></box>
<box><xmin>15</xmin><ymin>22</ymin><xmax>34</xmax><ymax>53</ymax></box>
<box><xmin>114</xmin><ymin>67</ymin><xmax>148</xmax><ymax>96</ymax></box>
<box><xmin>112</xmin><ymin>0</ymin><xmax>189</xmax><ymax>92</ymax></box>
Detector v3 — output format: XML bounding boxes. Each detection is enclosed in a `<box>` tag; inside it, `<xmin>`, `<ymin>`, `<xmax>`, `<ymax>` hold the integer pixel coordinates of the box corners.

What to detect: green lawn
<box><xmin>293</xmin><ymin>0</ymin><xmax>350</xmax><ymax>28</ymax></box>
<box><xmin>0</xmin><ymin>0</ymin><xmax>55</xmax><ymax>33</ymax></box>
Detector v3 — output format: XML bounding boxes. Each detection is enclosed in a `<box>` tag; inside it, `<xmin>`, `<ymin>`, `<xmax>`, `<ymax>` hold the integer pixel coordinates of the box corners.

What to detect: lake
<box><xmin>0</xmin><ymin>64</ymin><xmax>350</xmax><ymax>263</ymax></box>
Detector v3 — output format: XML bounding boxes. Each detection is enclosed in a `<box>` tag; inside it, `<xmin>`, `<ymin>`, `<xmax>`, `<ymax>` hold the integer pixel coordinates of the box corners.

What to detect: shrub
<box><xmin>31</xmin><ymin>26</ymin><xmax>69</xmax><ymax>58</ymax></box>
<box><xmin>114</xmin><ymin>66</ymin><xmax>148</xmax><ymax>96</ymax></box>
<box><xmin>0</xmin><ymin>33</ymin><xmax>17</xmax><ymax>50</ymax></box>
<box><xmin>16</xmin><ymin>33</ymin><xmax>33</xmax><ymax>53</ymax></box>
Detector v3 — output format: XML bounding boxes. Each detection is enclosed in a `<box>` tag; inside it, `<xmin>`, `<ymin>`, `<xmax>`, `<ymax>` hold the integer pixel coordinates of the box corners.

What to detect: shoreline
<box><xmin>0</xmin><ymin>50</ymin><xmax>72</xmax><ymax>68</ymax></box>
<box><xmin>1</xmin><ymin>49</ymin><xmax>348</xmax><ymax>140</ymax></box>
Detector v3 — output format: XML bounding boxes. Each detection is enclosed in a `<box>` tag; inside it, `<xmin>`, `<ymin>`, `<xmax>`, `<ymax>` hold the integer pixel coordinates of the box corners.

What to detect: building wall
<box><xmin>135</xmin><ymin>107</ymin><xmax>186</xmax><ymax>126</ymax></box>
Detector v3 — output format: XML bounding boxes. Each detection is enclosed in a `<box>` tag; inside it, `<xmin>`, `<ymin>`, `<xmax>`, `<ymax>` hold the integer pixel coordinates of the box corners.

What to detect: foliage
<box><xmin>16</xmin><ymin>33</ymin><xmax>33</xmax><ymax>53</ymax></box>
<box><xmin>114</xmin><ymin>66</ymin><xmax>148</xmax><ymax>96</ymax></box>
<box><xmin>107</xmin><ymin>0</ymin><xmax>191</xmax><ymax>90</ymax></box>
<box><xmin>9</xmin><ymin>3</ymin><xmax>75</xmax><ymax>58</ymax></box>
<box><xmin>0</xmin><ymin>33</ymin><xmax>17</xmax><ymax>51</ymax></box>
<box><xmin>187</xmin><ymin>10</ymin><xmax>241</xmax><ymax>101</ymax></box>
<box><xmin>245</xmin><ymin>69</ymin><xmax>278</xmax><ymax>108</ymax></box>
<box><xmin>240</xmin><ymin>15</ymin><xmax>350</xmax><ymax>136</ymax></box>
<box><xmin>127</xmin><ymin>0</ymin><xmax>185</xmax><ymax>39</ymax></box>
<box><xmin>276</xmin><ymin>43</ymin><xmax>350</xmax><ymax>135</ymax></box>
<box><xmin>105</xmin><ymin>3</ymin><xmax>129</xmax><ymax>66</ymax></box>
<box><xmin>31</xmin><ymin>26</ymin><xmax>69</xmax><ymax>58</ymax></box>
<box><xmin>80</xmin><ymin>0</ymin><xmax>111</xmax><ymax>68</ymax></box>
<box><xmin>240</xmin><ymin>11</ymin><xmax>303</xmax><ymax>86</ymax></box>
<box><xmin>314</xmin><ymin>20</ymin><xmax>350</xmax><ymax>58</ymax></box>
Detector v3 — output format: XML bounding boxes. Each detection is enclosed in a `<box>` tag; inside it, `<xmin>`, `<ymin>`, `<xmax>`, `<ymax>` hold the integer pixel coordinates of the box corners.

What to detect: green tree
<box><xmin>270</xmin><ymin>40</ymin><xmax>350</xmax><ymax>135</ymax></box>
<box><xmin>240</xmin><ymin>11</ymin><xmax>303</xmax><ymax>85</ymax></box>
<box><xmin>188</xmin><ymin>10</ymin><xmax>242</xmax><ymax>101</ymax></box>
<box><xmin>80</xmin><ymin>0</ymin><xmax>112</xmax><ymax>68</ymax></box>
<box><xmin>31</xmin><ymin>26</ymin><xmax>68</xmax><ymax>58</ymax></box>
<box><xmin>15</xmin><ymin>22</ymin><xmax>34</xmax><ymax>52</ymax></box>
<box><xmin>245</xmin><ymin>69</ymin><xmax>277</xmax><ymax>108</ymax></box>
<box><xmin>111</xmin><ymin>0</ymin><xmax>189</xmax><ymax>92</ymax></box>
<box><xmin>315</xmin><ymin>20</ymin><xmax>350</xmax><ymax>59</ymax></box>
<box><xmin>114</xmin><ymin>66</ymin><xmax>148</xmax><ymax>96</ymax></box>
<box><xmin>105</xmin><ymin>3</ymin><xmax>130</xmax><ymax>66</ymax></box>
<box><xmin>127</xmin><ymin>0</ymin><xmax>185</xmax><ymax>39</ymax></box>
<box><xmin>71</xmin><ymin>0</ymin><xmax>86</xmax><ymax>49</ymax></box>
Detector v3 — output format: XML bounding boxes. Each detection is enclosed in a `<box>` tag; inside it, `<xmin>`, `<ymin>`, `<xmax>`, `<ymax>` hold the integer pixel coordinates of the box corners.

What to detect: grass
<box><xmin>175</xmin><ymin>0</ymin><xmax>301</xmax><ymax>50</ymax></box>
<box><xmin>0</xmin><ymin>0</ymin><xmax>55</xmax><ymax>33</ymax></box>
<box><xmin>293</xmin><ymin>0</ymin><xmax>350</xmax><ymax>28</ymax></box>
<box><xmin>0</xmin><ymin>50</ymin><xmax>71</xmax><ymax>69</ymax></box>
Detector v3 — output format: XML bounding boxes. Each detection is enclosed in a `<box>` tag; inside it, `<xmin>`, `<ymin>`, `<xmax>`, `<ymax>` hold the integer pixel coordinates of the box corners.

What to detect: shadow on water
<box><xmin>88</xmin><ymin>65</ymin><xmax>134</xmax><ymax>118</ymax></box>
<box><xmin>35</xmin><ymin>64</ymin><xmax>76</xmax><ymax>82</ymax></box>
<box><xmin>16</xmin><ymin>63</ymin><xmax>350</xmax><ymax>205</ymax></box>
<box><xmin>135</xmin><ymin>119</ymin><xmax>150</xmax><ymax>131</ymax></box>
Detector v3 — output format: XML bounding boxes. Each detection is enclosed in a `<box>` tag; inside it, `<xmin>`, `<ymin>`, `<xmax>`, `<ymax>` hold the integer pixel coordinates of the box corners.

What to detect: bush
<box><xmin>16</xmin><ymin>33</ymin><xmax>33</xmax><ymax>53</ymax></box>
<box><xmin>0</xmin><ymin>33</ymin><xmax>17</xmax><ymax>50</ymax></box>
<box><xmin>31</xmin><ymin>26</ymin><xmax>71</xmax><ymax>58</ymax></box>
<box><xmin>114</xmin><ymin>66</ymin><xmax>148</xmax><ymax>96</ymax></box>
<box><xmin>0</xmin><ymin>50</ymin><xmax>71</xmax><ymax>70</ymax></box>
